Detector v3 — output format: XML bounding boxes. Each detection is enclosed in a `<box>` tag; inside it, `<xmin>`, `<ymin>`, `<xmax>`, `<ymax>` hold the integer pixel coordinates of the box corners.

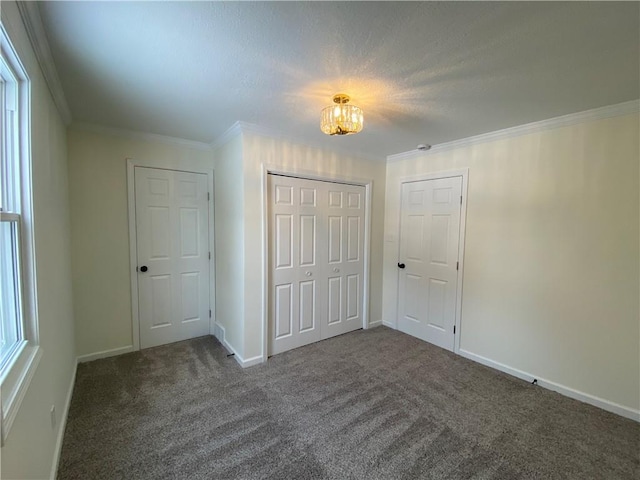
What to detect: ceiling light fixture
<box><xmin>321</xmin><ymin>94</ymin><xmax>363</xmax><ymax>136</ymax></box>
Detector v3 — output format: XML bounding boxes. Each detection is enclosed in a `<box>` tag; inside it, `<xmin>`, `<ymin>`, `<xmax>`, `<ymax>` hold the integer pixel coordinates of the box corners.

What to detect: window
<box><xmin>0</xmin><ymin>22</ymin><xmax>40</xmax><ymax>444</ymax></box>
<box><xmin>1</xmin><ymin>33</ymin><xmax>23</xmax><ymax>370</ymax></box>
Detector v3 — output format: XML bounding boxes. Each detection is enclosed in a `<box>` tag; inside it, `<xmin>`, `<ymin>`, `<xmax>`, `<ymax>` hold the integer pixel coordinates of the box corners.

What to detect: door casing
<box><xmin>127</xmin><ymin>158</ymin><xmax>215</xmax><ymax>352</ymax></box>
<box><xmin>261</xmin><ymin>164</ymin><xmax>373</xmax><ymax>363</ymax></box>
<box><xmin>396</xmin><ymin>168</ymin><xmax>469</xmax><ymax>354</ymax></box>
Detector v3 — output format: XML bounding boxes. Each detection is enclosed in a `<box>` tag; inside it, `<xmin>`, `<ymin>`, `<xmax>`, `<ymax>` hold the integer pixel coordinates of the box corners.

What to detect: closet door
<box><xmin>268</xmin><ymin>176</ymin><xmax>324</xmax><ymax>355</ymax></box>
<box><xmin>268</xmin><ymin>175</ymin><xmax>365</xmax><ymax>356</ymax></box>
<box><xmin>324</xmin><ymin>184</ymin><xmax>365</xmax><ymax>339</ymax></box>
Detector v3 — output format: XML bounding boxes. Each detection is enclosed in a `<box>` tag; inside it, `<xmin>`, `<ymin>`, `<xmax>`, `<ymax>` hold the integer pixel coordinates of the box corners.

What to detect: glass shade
<box><xmin>320</xmin><ymin>98</ymin><xmax>364</xmax><ymax>135</ymax></box>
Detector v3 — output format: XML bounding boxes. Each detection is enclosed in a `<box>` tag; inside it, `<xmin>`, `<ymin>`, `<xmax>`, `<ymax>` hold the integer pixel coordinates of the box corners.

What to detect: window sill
<box><xmin>0</xmin><ymin>343</ymin><xmax>42</xmax><ymax>445</ymax></box>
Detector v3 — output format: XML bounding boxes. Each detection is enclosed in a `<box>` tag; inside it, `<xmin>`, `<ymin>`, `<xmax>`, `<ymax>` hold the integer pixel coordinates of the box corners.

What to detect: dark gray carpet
<box><xmin>58</xmin><ymin>327</ymin><xmax>639</xmax><ymax>479</ymax></box>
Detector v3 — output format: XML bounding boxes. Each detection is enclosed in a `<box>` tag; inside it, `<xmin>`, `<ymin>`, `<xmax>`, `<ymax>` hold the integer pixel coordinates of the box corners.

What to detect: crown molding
<box><xmin>214</xmin><ymin>121</ymin><xmax>385</xmax><ymax>163</ymax></box>
<box><xmin>70</xmin><ymin>122</ymin><xmax>213</xmax><ymax>151</ymax></box>
<box><xmin>387</xmin><ymin>99</ymin><xmax>640</xmax><ymax>163</ymax></box>
<box><xmin>16</xmin><ymin>1</ymin><xmax>72</xmax><ymax>125</ymax></box>
<box><xmin>210</xmin><ymin>121</ymin><xmax>244</xmax><ymax>150</ymax></box>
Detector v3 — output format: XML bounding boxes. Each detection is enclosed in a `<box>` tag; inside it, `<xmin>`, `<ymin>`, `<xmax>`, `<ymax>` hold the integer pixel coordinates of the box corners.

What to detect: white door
<box><xmin>397</xmin><ymin>176</ymin><xmax>462</xmax><ymax>351</ymax></box>
<box><xmin>268</xmin><ymin>175</ymin><xmax>365</xmax><ymax>356</ymax></box>
<box><xmin>135</xmin><ymin>167</ymin><xmax>211</xmax><ymax>349</ymax></box>
<box><xmin>325</xmin><ymin>183</ymin><xmax>366</xmax><ymax>339</ymax></box>
<box><xmin>269</xmin><ymin>176</ymin><xmax>323</xmax><ymax>355</ymax></box>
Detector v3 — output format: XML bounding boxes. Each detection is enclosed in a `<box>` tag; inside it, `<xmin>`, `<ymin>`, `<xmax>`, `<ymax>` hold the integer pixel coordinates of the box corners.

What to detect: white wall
<box><xmin>67</xmin><ymin>128</ymin><xmax>213</xmax><ymax>357</ymax></box>
<box><xmin>67</xmin><ymin>124</ymin><xmax>386</xmax><ymax>365</ymax></box>
<box><xmin>0</xmin><ymin>2</ymin><xmax>76</xmax><ymax>478</ymax></box>
<box><xmin>242</xmin><ymin>132</ymin><xmax>387</xmax><ymax>361</ymax></box>
<box><xmin>212</xmin><ymin>135</ymin><xmax>245</xmax><ymax>357</ymax></box>
<box><xmin>382</xmin><ymin>112</ymin><xmax>639</xmax><ymax>415</ymax></box>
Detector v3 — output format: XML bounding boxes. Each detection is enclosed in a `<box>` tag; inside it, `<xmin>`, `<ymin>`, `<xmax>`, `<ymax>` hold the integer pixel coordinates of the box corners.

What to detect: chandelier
<box><xmin>320</xmin><ymin>94</ymin><xmax>364</xmax><ymax>135</ymax></box>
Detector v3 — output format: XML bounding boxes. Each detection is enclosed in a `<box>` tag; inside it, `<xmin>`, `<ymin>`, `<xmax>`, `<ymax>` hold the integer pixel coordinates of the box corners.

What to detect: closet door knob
<box><xmin>397</xmin><ymin>263</ymin><xmax>405</xmax><ymax>269</ymax></box>
<box><xmin>139</xmin><ymin>265</ymin><xmax>148</xmax><ymax>273</ymax></box>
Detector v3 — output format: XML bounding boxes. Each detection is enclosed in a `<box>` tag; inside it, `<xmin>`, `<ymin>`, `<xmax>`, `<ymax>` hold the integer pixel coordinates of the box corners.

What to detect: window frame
<box><xmin>0</xmin><ymin>22</ymin><xmax>41</xmax><ymax>446</ymax></box>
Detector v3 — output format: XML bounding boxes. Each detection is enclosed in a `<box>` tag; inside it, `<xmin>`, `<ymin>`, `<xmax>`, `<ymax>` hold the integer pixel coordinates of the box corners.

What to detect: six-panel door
<box><xmin>269</xmin><ymin>177</ymin><xmax>323</xmax><ymax>355</ymax></box>
<box><xmin>268</xmin><ymin>175</ymin><xmax>365</xmax><ymax>356</ymax></box>
<box><xmin>135</xmin><ymin>167</ymin><xmax>210</xmax><ymax>349</ymax></box>
<box><xmin>324</xmin><ymin>184</ymin><xmax>366</xmax><ymax>339</ymax></box>
<box><xmin>397</xmin><ymin>176</ymin><xmax>462</xmax><ymax>351</ymax></box>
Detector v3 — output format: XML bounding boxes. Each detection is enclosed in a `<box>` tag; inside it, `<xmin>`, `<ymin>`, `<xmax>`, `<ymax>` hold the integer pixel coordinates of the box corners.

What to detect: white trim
<box><xmin>0</xmin><ymin>19</ymin><xmax>42</xmax><ymax>445</ymax></box>
<box><xmin>459</xmin><ymin>349</ymin><xmax>640</xmax><ymax>422</ymax></box>
<box><xmin>261</xmin><ymin>165</ymin><xmax>374</xmax><ymax>363</ymax></box>
<box><xmin>127</xmin><ymin>159</ymin><xmax>216</xmax><ymax>353</ymax></box>
<box><xmin>368</xmin><ymin>320</ymin><xmax>383</xmax><ymax>328</ymax></box>
<box><xmin>126</xmin><ymin>161</ymin><xmax>141</xmax><ymax>351</ymax></box>
<box><xmin>261</xmin><ymin>165</ymin><xmax>268</xmax><ymax>363</ymax></box>
<box><xmin>387</xmin><ymin>99</ymin><xmax>640</xmax><ymax>163</ymax></box>
<box><xmin>77</xmin><ymin>345</ymin><xmax>135</xmax><ymax>364</ymax></box>
<box><xmin>213</xmin><ymin>121</ymin><xmax>384</xmax><ymax>163</ymax></box>
<box><xmin>71</xmin><ymin>122</ymin><xmax>213</xmax><ymax>151</ymax></box>
<box><xmin>0</xmin><ymin>346</ymin><xmax>42</xmax><ymax>445</ymax></box>
<box><xmin>237</xmin><ymin>355</ymin><xmax>264</xmax><ymax>368</ymax></box>
<box><xmin>49</xmin><ymin>360</ymin><xmax>77</xmax><ymax>480</ymax></box>
<box><xmin>455</xmin><ymin>170</ymin><xmax>469</xmax><ymax>355</ymax></box>
<box><xmin>382</xmin><ymin>320</ymin><xmax>395</xmax><ymax>329</ymax></box>
<box><xmin>210</xmin><ymin>121</ymin><xmax>243</xmax><ymax>150</ymax></box>
<box><xmin>264</xmin><ymin>165</ymin><xmax>375</xmax><ymax>188</ymax></box>
<box><xmin>362</xmin><ymin>183</ymin><xmax>373</xmax><ymax>331</ymax></box>
<box><xmin>15</xmin><ymin>2</ymin><xmax>72</xmax><ymax>125</ymax></box>
<box><xmin>207</xmin><ymin>173</ymin><xmax>216</xmax><ymax>338</ymax></box>
<box><xmin>215</xmin><ymin>324</ymin><xmax>264</xmax><ymax>369</ymax></box>
<box><xmin>395</xmin><ymin>169</ymin><xmax>469</xmax><ymax>354</ymax></box>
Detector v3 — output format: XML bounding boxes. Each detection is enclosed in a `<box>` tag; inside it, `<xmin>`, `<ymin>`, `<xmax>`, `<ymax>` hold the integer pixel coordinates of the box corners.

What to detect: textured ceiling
<box><xmin>38</xmin><ymin>1</ymin><xmax>639</xmax><ymax>158</ymax></box>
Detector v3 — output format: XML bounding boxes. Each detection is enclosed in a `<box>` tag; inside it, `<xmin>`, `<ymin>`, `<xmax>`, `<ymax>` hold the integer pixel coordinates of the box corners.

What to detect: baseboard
<box><xmin>368</xmin><ymin>320</ymin><xmax>383</xmax><ymax>328</ymax></box>
<box><xmin>382</xmin><ymin>320</ymin><xmax>396</xmax><ymax>329</ymax></box>
<box><xmin>76</xmin><ymin>345</ymin><xmax>135</xmax><ymax>363</ymax></box>
<box><xmin>458</xmin><ymin>349</ymin><xmax>640</xmax><ymax>422</ymax></box>
<box><xmin>458</xmin><ymin>349</ymin><xmax>533</xmax><ymax>383</ymax></box>
<box><xmin>238</xmin><ymin>355</ymin><xmax>264</xmax><ymax>368</ymax></box>
<box><xmin>223</xmin><ymin>340</ymin><xmax>264</xmax><ymax>369</ymax></box>
<box><xmin>213</xmin><ymin>323</ymin><xmax>265</xmax><ymax>368</ymax></box>
<box><xmin>49</xmin><ymin>360</ymin><xmax>77</xmax><ymax>480</ymax></box>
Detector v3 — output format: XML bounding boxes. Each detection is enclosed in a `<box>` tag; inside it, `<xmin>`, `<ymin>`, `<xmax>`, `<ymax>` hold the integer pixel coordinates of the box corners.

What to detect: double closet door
<box><xmin>268</xmin><ymin>174</ymin><xmax>366</xmax><ymax>356</ymax></box>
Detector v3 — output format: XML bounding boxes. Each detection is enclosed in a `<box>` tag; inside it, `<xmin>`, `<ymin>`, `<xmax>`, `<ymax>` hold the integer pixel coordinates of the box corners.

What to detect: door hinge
<box><xmin>454</xmin><ymin>325</ymin><xmax>456</xmax><ymax>334</ymax></box>
<box><xmin>209</xmin><ymin>309</ymin><xmax>212</xmax><ymax>318</ymax></box>
<box><xmin>208</xmin><ymin>251</ymin><xmax>211</xmax><ymax>260</ymax></box>
<box><xmin>456</xmin><ymin>261</ymin><xmax>459</xmax><ymax>271</ymax></box>
<box><xmin>460</xmin><ymin>195</ymin><xmax>462</xmax><ymax>205</ymax></box>
<box><xmin>208</xmin><ymin>192</ymin><xmax>211</xmax><ymax>201</ymax></box>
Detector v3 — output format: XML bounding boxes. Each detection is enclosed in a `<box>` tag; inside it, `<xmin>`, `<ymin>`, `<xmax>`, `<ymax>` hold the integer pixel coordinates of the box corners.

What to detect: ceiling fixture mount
<box><xmin>321</xmin><ymin>94</ymin><xmax>363</xmax><ymax>136</ymax></box>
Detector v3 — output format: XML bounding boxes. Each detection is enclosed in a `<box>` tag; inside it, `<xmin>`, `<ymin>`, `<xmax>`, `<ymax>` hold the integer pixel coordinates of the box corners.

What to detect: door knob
<box><xmin>139</xmin><ymin>265</ymin><xmax>148</xmax><ymax>272</ymax></box>
<box><xmin>305</xmin><ymin>271</ymin><xmax>312</xmax><ymax>277</ymax></box>
<box><xmin>397</xmin><ymin>263</ymin><xmax>405</xmax><ymax>269</ymax></box>
<box><xmin>333</xmin><ymin>267</ymin><xmax>340</xmax><ymax>273</ymax></box>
